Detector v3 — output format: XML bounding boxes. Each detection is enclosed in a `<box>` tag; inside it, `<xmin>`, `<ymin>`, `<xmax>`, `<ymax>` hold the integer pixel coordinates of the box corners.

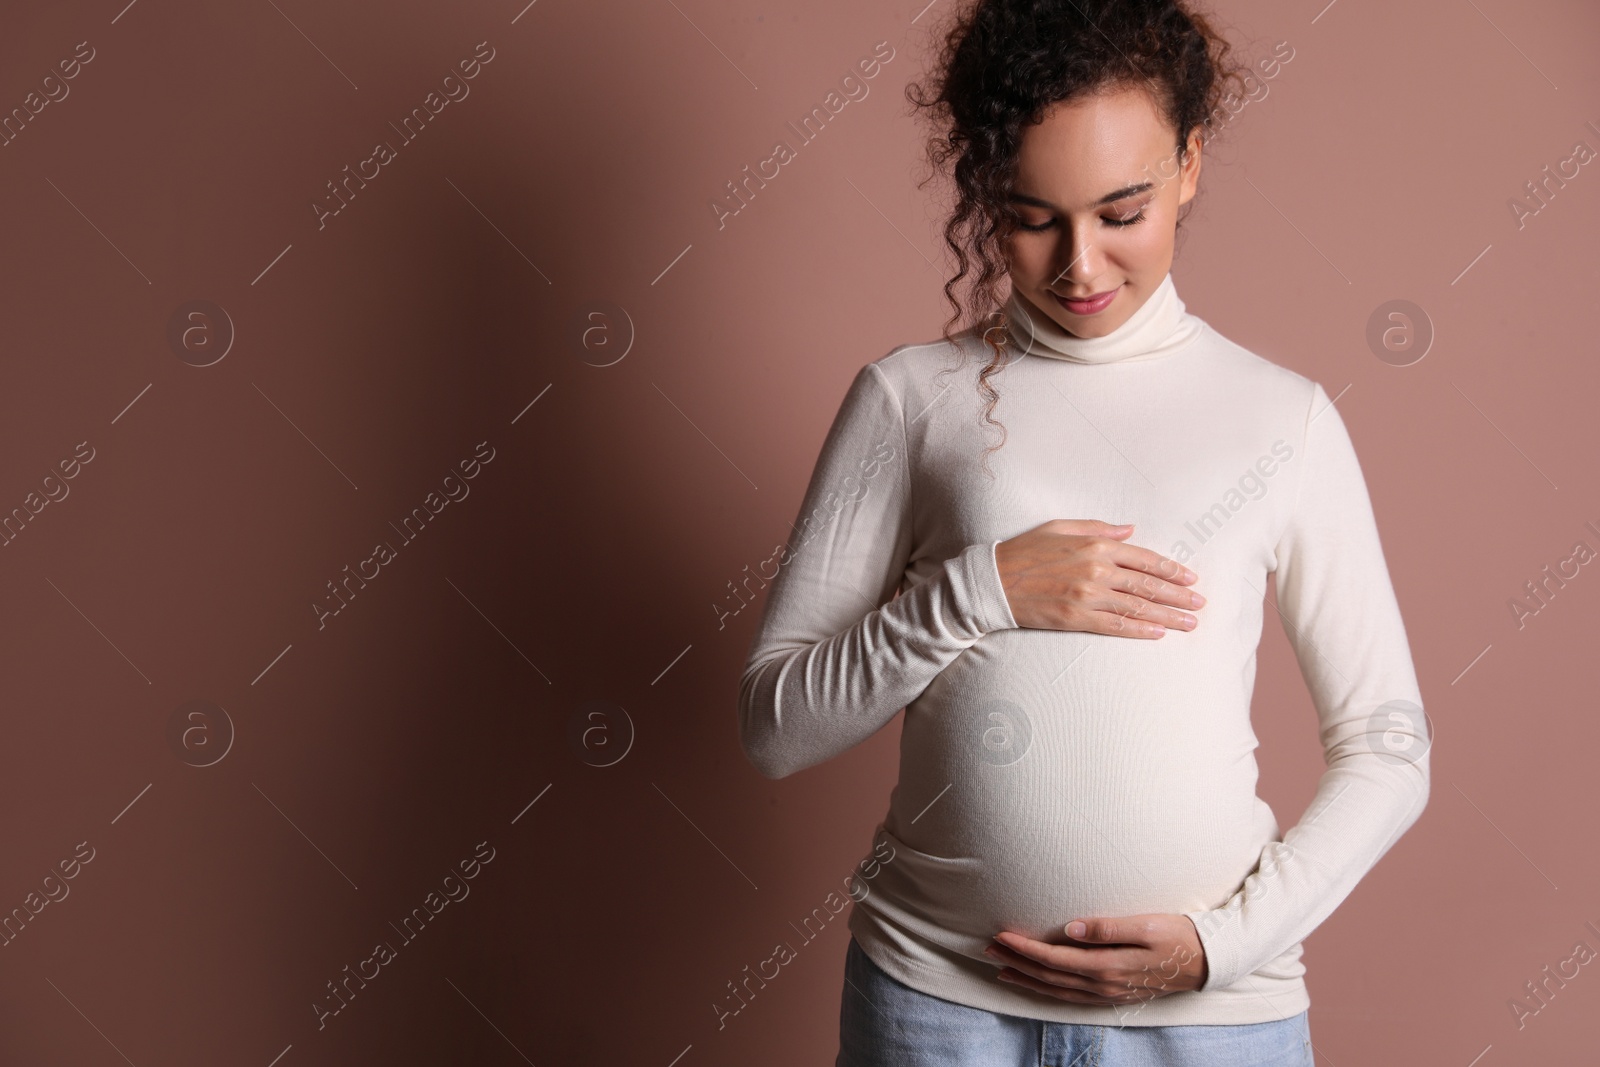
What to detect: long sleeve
<box><xmin>1183</xmin><ymin>381</ymin><xmax>1432</xmax><ymax>992</ymax></box>
<box><xmin>738</xmin><ymin>361</ymin><xmax>1018</xmax><ymax>780</ymax></box>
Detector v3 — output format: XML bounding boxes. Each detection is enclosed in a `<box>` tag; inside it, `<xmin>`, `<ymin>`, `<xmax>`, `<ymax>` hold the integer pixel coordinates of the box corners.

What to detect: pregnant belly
<box><xmin>875</xmin><ymin>630</ymin><xmax>1274</xmax><ymax>944</ymax></box>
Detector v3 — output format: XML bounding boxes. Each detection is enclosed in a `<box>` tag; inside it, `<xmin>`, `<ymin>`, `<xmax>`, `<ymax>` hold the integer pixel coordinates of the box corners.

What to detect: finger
<box><xmin>1046</xmin><ymin>519</ymin><xmax>1137</xmax><ymax>541</ymax></box>
<box><xmin>984</xmin><ymin>945</ymin><xmax>1086</xmax><ymax>990</ymax></box>
<box><xmin>1107</xmin><ymin>543</ymin><xmax>1199</xmax><ymax>586</ymax></box>
<box><xmin>991</xmin><ymin>933</ymin><xmax>1132</xmax><ymax>978</ymax></box>
<box><xmin>1084</xmin><ymin>604</ymin><xmax>1169</xmax><ymax>639</ymax></box>
<box><xmin>996</xmin><ymin>966</ymin><xmax>1106</xmax><ymax>1002</ymax></box>
<box><xmin>998</xmin><ymin>954</ymin><xmax>1166</xmax><ymax>1003</ymax></box>
<box><xmin>987</xmin><ymin>936</ymin><xmax>1115</xmax><ymax>989</ymax></box>
<box><xmin>986</xmin><ymin>938</ymin><xmax>1078</xmax><ymax>973</ymax></box>
<box><xmin>1061</xmin><ymin>577</ymin><xmax>1194</xmax><ymax>635</ymax></box>
<box><xmin>1001</xmin><ymin>956</ymin><xmax>1175</xmax><ymax>1007</ymax></box>
<box><xmin>989</xmin><ymin>931</ymin><xmax>1041</xmax><ymax>958</ymax></box>
<box><xmin>991</xmin><ymin>936</ymin><xmax>1176</xmax><ymax>1005</ymax></box>
<box><xmin>1087</xmin><ymin>615</ymin><xmax>1165</xmax><ymax>639</ymax></box>
<box><xmin>1100</xmin><ymin>587</ymin><xmax>1197</xmax><ymax>632</ymax></box>
<box><xmin>1066</xmin><ymin>916</ymin><xmax>1155</xmax><ymax>947</ymax></box>
<box><xmin>1108</xmin><ymin>566</ymin><xmax>1207</xmax><ymax>613</ymax></box>
<box><xmin>995</xmin><ymin>967</ymin><xmax>1139</xmax><ymax>1006</ymax></box>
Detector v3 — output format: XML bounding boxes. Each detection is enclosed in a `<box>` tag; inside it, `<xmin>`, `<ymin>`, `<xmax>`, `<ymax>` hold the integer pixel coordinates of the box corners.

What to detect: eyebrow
<box><xmin>1008</xmin><ymin>181</ymin><xmax>1155</xmax><ymax>211</ymax></box>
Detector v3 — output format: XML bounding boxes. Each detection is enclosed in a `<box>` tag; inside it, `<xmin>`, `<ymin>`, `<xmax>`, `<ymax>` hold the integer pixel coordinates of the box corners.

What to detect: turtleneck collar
<box><xmin>1000</xmin><ymin>272</ymin><xmax>1203</xmax><ymax>364</ymax></box>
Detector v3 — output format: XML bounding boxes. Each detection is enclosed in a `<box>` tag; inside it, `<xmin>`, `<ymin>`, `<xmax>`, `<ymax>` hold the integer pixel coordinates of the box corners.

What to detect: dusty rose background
<box><xmin>0</xmin><ymin>0</ymin><xmax>1596</xmax><ymax>1063</ymax></box>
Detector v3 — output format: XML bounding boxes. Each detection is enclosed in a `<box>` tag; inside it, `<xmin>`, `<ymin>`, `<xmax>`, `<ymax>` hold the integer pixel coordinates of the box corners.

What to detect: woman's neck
<box><xmin>1001</xmin><ymin>273</ymin><xmax>1202</xmax><ymax>364</ymax></box>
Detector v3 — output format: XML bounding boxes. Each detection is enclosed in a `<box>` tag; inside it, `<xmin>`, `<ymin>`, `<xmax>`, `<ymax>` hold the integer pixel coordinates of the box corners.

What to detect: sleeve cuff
<box><xmin>1184</xmin><ymin>906</ymin><xmax>1245</xmax><ymax>992</ymax></box>
<box><xmin>956</xmin><ymin>540</ymin><xmax>1018</xmax><ymax>635</ymax></box>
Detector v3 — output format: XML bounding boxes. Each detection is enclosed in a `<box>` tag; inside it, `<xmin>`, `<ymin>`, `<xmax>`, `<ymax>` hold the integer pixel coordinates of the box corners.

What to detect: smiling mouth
<box><xmin>1048</xmin><ymin>286</ymin><xmax>1121</xmax><ymax>314</ymax></box>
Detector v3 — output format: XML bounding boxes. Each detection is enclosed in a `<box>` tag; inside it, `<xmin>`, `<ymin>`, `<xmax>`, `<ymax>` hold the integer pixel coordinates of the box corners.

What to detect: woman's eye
<box><xmin>1016</xmin><ymin>208</ymin><xmax>1148</xmax><ymax>232</ymax></box>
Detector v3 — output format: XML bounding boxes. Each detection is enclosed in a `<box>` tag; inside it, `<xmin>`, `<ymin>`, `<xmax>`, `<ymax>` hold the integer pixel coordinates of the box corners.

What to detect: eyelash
<box><xmin>1017</xmin><ymin>209</ymin><xmax>1147</xmax><ymax>232</ymax></box>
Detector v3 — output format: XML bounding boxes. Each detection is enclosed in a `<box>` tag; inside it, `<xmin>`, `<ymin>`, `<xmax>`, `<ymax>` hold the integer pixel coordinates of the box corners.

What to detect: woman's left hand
<box><xmin>982</xmin><ymin>914</ymin><xmax>1208</xmax><ymax>1006</ymax></box>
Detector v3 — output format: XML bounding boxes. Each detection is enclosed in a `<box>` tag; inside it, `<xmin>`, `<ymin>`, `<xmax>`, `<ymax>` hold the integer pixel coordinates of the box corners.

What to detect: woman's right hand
<box><xmin>993</xmin><ymin>520</ymin><xmax>1204</xmax><ymax>638</ymax></box>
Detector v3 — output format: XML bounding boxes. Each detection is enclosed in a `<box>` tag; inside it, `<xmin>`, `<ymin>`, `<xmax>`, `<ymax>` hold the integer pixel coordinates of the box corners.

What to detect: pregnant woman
<box><xmin>738</xmin><ymin>1</ymin><xmax>1431</xmax><ymax>1063</ymax></box>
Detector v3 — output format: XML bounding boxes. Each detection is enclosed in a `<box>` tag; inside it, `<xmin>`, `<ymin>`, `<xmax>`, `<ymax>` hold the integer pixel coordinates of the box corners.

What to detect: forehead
<box><xmin>1013</xmin><ymin>85</ymin><xmax>1175</xmax><ymax>202</ymax></box>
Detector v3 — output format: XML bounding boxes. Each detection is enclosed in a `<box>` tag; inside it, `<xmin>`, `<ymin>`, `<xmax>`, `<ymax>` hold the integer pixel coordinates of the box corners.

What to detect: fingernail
<box><xmin>1067</xmin><ymin>921</ymin><xmax>1086</xmax><ymax>937</ymax></box>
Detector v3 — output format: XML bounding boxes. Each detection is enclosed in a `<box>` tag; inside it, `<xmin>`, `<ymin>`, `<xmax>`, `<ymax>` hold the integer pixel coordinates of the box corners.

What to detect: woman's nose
<box><xmin>1049</xmin><ymin>239</ymin><xmax>1099</xmax><ymax>289</ymax></box>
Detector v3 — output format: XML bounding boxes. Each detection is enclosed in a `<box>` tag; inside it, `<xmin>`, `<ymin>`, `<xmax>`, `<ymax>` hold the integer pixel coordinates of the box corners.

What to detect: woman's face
<box><xmin>1003</xmin><ymin>84</ymin><xmax>1201</xmax><ymax>338</ymax></box>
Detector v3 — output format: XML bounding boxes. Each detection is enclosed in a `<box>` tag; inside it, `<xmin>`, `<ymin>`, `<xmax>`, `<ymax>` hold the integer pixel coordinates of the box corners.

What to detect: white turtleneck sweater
<box><xmin>737</xmin><ymin>273</ymin><xmax>1431</xmax><ymax>1026</ymax></box>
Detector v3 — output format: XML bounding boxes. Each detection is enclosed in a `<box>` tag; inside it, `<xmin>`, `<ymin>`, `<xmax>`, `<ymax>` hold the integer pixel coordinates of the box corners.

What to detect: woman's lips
<box><xmin>1050</xmin><ymin>285</ymin><xmax>1120</xmax><ymax>315</ymax></box>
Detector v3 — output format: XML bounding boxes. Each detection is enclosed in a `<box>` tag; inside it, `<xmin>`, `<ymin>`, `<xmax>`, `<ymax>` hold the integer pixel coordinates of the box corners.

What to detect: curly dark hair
<box><xmin>907</xmin><ymin>0</ymin><xmax>1251</xmax><ymax>471</ymax></box>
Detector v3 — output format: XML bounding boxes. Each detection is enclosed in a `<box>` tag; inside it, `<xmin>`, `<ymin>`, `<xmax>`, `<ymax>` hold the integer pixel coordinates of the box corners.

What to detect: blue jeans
<box><xmin>837</xmin><ymin>937</ymin><xmax>1313</xmax><ymax>1066</ymax></box>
